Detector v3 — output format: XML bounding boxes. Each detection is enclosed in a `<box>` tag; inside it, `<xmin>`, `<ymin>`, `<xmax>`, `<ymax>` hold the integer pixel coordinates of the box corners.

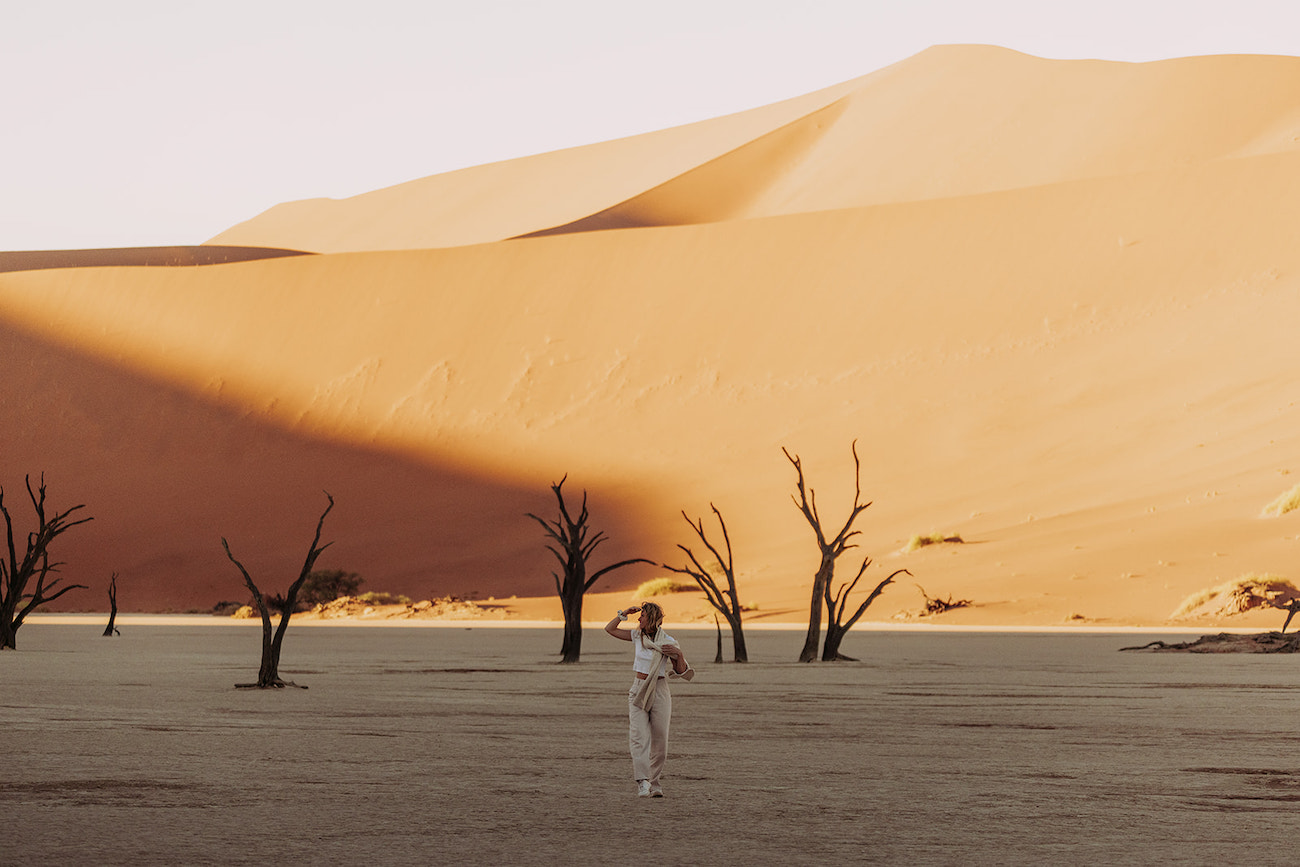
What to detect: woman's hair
<box><xmin>640</xmin><ymin>601</ymin><xmax>665</xmax><ymax>637</ymax></box>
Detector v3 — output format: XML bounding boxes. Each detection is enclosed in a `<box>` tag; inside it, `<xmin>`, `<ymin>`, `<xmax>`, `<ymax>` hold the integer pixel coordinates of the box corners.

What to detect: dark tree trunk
<box><xmin>223</xmin><ymin>493</ymin><xmax>334</xmax><ymax>688</ymax></box>
<box><xmin>558</xmin><ymin>580</ymin><xmax>585</xmax><ymax>664</ymax></box>
<box><xmin>821</xmin><ymin>565</ymin><xmax>907</xmax><ymax>661</ymax></box>
<box><xmin>102</xmin><ymin>572</ymin><xmax>120</xmax><ymax>637</ymax></box>
<box><xmin>821</xmin><ymin>628</ymin><xmax>850</xmax><ymax>662</ymax></box>
<box><xmin>799</xmin><ymin>557</ymin><xmax>833</xmax><ymax>663</ymax></box>
<box><xmin>730</xmin><ymin>614</ymin><xmax>749</xmax><ymax>663</ymax></box>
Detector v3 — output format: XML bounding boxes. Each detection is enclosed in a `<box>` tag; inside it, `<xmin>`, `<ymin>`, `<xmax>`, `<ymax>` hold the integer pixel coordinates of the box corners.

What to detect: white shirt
<box><xmin>630</xmin><ymin>627</ymin><xmax>676</xmax><ymax>677</ymax></box>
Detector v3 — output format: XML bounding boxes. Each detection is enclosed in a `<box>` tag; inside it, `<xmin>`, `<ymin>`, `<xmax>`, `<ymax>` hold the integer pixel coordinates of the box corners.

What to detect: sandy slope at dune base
<box><xmin>5</xmin><ymin>622</ymin><xmax>1300</xmax><ymax>864</ymax></box>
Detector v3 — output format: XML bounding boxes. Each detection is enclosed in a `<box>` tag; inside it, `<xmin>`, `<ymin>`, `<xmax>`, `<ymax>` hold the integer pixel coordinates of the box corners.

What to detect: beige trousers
<box><xmin>628</xmin><ymin>677</ymin><xmax>671</xmax><ymax>787</ymax></box>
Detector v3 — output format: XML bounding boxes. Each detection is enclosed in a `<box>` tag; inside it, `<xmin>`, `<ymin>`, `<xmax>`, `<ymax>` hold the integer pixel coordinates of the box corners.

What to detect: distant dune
<box><xmin>4</xmin><ymin>45</ymin><xmax>1300</xmax><ymax>626</ymax></box>
<box><xmin>210</xmin><ymin>45</ymin><xmax>1300</xmax><ymax>253</ymax></box>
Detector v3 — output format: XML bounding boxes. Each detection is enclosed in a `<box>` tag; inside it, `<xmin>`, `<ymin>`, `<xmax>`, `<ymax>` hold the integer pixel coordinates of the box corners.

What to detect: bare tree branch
<box><xmin>663</xmin><ymin>504</ymin><xmax>748</xmax><ymax>661</ymax></box>
<box><xmin>586</xmin><ymin>557</ymin><xmax>653</xmax><ymax>592</ymax></box>
<box><xmin>1</xmin><ymin>475</ymin><xmax>92</xmax><ymax>649</ymax></box>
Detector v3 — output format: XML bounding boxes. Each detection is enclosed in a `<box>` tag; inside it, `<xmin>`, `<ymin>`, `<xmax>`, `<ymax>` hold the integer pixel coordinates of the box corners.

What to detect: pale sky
<box><xmin>4</xmin><ymin>0</ymin><xmax>1299</xmax><ymax>251</ymax></box>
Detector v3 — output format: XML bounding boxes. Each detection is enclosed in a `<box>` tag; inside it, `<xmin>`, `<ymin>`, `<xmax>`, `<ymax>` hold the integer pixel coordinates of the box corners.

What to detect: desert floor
<box><xmin>5</xmin><ymin>619</ymin><xmax>1300</xmax><ymax>865</ymax></box>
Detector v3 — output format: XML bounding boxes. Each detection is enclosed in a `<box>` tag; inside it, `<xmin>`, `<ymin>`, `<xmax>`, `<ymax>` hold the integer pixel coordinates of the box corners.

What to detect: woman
<box><xmin>605</xmin><ymin>602</ymin><xmax>693</xmax><ymax>797</ymax></box>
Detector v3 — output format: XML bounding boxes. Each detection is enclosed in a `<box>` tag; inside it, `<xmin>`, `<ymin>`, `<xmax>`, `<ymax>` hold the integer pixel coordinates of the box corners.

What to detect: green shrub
<box><xmin>298</xmin><ymin>570</ymin><xmax>364</xmax><ymax>606</ymax></box>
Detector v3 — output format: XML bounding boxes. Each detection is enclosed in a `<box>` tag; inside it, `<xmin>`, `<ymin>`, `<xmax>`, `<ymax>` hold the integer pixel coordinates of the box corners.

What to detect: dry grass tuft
<box><xmin>355</xmin><ymin>591</ymin><xmax>412</xmax><ymax>606</ymax></box>
<box><xmin>633</xmin><ymin>577</ymin><xmax>693</xmax><ymax>597</ymax></box>
<box><xmin>1170</xmin><ymin>574</ymin><xmax>1299</xmax><ymax>619</ymax></box>
<box><xmin>1261</xmin><ymin>484</ymin><xmax>1300</xmax><ymax>518</ymax></box>
<box><xmin>904</xmin><ymin>532</ymin><xmax>964</xmax><ymax>552</ymax></box>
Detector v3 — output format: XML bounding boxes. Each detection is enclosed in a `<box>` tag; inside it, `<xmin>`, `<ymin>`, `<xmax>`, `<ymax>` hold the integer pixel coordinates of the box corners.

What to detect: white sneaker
<box><xmin>636</xmin><ymin>779</ymin><xmax>651</xmax><ymax>797</ymax></box>
<box><xmin>651</xmin><ymin>787</ymin><xmax>664</xmax><ymax>798</ymax></box>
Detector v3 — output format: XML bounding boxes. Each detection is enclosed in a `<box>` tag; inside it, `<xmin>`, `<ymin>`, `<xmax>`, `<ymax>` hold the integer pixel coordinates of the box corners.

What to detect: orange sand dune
<box><xmin>4</xmin><ymin>46</ymin><xmax>1300</xmax><ymax>628</ymax></box>
<box><xmin>6</xmin><ymin>149</ymin><xmax>1300</xmax><ymax>623</ymax></box>
<box><xmin>210</xmin><ymin>46</ymin><xmax>1300</xmax><ymax>252</ymax></box>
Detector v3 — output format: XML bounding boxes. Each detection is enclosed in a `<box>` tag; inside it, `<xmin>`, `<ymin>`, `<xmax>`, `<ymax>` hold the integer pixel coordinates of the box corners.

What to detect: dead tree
<box><xmin>917</xmin><ymin>585</ymin><xmax>973</xmax><ymax>617</ymax></box>
<box><xmin>662</xmin><ymin>505</ymin><xmax>748</xmax><ymax>662</ymax></box>
<box><xmin>0</xmin><ymin>474</ymin><xmax>92</xmax><ymax>650</ymax></box>
<box><xmin>221</xmin><ymin>493</ymin><xmax>334</xmax><ymax>688</ymax></box>
<box><xmin>528</xmin><ymin>476</ymin><xmax>650</xmax><ymax>663</ymax></box>
<box><xmin>784</xmin><ymin>442</ymin><xmax>873</xmax><ymax>662</ymax></box>
<box><xmin>821</xmin><ymin>559</ymin><xmax>908</xmax><ymax>661</ymax></box>
<box><xmin>102</xmin><ymin>572</ymin><xmax>120</xmax><ymax>636</ymax></box>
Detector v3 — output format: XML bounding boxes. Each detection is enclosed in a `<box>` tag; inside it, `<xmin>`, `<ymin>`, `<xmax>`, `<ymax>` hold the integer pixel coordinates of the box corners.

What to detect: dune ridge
<box><xmin>516</xmin><ymin>96</ymin><xmax>852</xmax><ymax>238</ymax></box>
<box><xmin>4</xmin><ymin>45</ymin><xmax>1299</xmax><ymax>626</ymax></box>
<box><xmin>0</xmin><ymin>245</ymin><xmax>311</xmax><ymax>274</ymax></box>
<box><xmin>205</xmin><ymin>66</ymin><xmax>867</xmax><ymax>253</ymax></box>
<box><xmin>209</xmin><ymin>46</ymin><xmax>1300</xmax><ymax>252</ymax></box>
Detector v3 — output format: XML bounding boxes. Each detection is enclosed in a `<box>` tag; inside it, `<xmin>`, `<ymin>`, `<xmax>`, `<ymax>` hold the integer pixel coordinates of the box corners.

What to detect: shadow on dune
<box><xmin>0</xmin><ymin>246</ymin><xmax>312</xmax><ymax>274</ymax></box>
<box><xmin>0</xmin><ymin>318</ymin><xmax>658</xmax><ymax>612</ymax></box>
<box><xmin>513</xmin><ymin>98</ymin><xmax>848</xmax><ymax>240</ymax></box>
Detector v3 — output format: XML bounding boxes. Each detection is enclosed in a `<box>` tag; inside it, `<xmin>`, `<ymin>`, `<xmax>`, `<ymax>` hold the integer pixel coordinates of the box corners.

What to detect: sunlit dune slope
<box><xmin>206</xmin><ymin>72</ymin><xmax>865</xmax><ymax>253</ymax></box>
<box><xmin>5</xmin><ymin>136</ymin><xmax>1300</xmax><ymax>622</ymax></box>
<box><xmin>210</xmin><ymin>46</ymin><xmax>1300</xmax><ymax>253</ymax></box>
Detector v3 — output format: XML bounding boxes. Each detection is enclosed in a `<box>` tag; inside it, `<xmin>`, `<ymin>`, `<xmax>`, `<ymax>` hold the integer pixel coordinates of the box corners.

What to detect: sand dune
<box><xmin>210</xmin><ymin>46</ymin><xmax>1300</xmax><ymax>252</ymax></box>
<box><xmin>206</xmin><ymin>69</ymin><xmax>865</xmax><ymax>253</ymax></box>
<box><xmin>3</xmin><ymin>46</ymin><xmax>1299</xmax><ymax>627</ymax></box>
